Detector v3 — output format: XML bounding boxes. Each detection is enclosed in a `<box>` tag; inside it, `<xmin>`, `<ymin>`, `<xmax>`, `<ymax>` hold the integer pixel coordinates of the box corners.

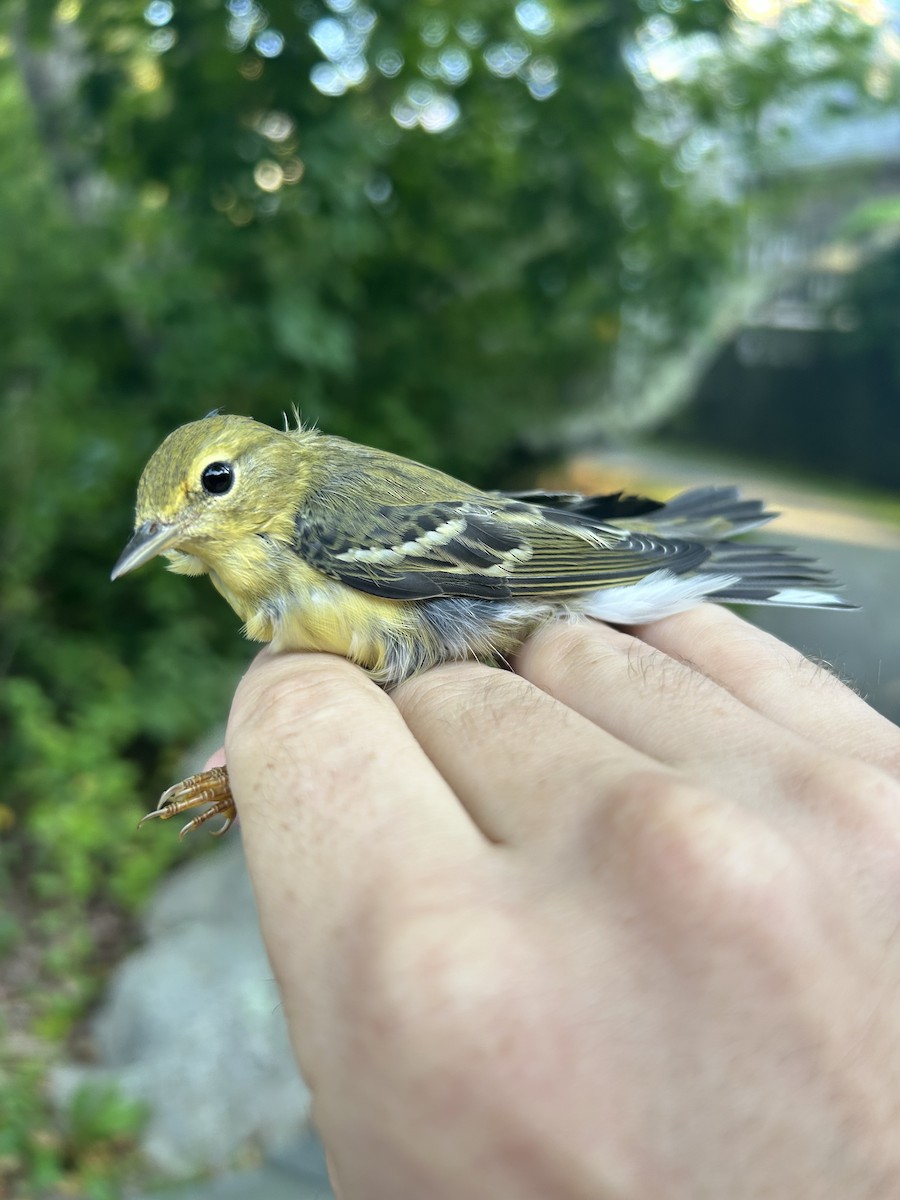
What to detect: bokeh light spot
<box><xmin>419</xmin><ymin>94</ymin><xmax>459</xmax><ymax>133</ymax></box>
<box><xmin>438</xmin><ymin>47</ymin><xmax>471</xmax><ymax>85</ymax></box>
<box><xmin>377</xmin><ymin>48</ymin><xmax>403</xmax><ymax>77</ymax></box>
<box><xmin>311</xmin><ymin>62</ymin><xmax>347</xmax><ymax>95</ymax></box>
<box><xmin>57</xmin><ymin>0</ymin><xmax>82</xmax><ymax>22</ymax></box>
<box><xmin>407</xmin><ymin>80</ymin><xmax>433</xmax><ymax>107</ymax></box>
<box><xmin>141</xmin><ymin>182</ymin><xmax>170</xmax><ymax>208</ymax></box>
<box><xmin>227</xmin><ymin>0</ymin><xmax>264</xmax><ymax>51</ymax></box>
<box><xmin>391</xmin><ymin>84</ymin><xmax>460</xmax><ymax>133</ymax></box>
<box><xmin>130</xmin><ymin>56</ymin><xmax>164</xmax><ymax>92</ymax></box>
<box><xmin>350</xmin><ymin>7</ymin><xmax>377</xmax><ymax>35</ymax></box>
<box><xmin>259</xmin><ymin>111</ymin><xmax>295</xmax><ymax>141</ymax></box>
<box><xmin>457</xmin><ymin>18</ymin><xmax>486</xmax><ymax>47</ymax></box>
<box><xmin>484</xmin><ymin>41</ymin><xmax>530</xmax><ymax>78</ymax></box>
<box><xmin>341</xmin><ymin>56</ymin><xmax>368</xmax><ymax>85</ymax></box>
<box><xmin>211</xmin><ymin>186</ymin><xmax>237</xmax><ymax>213</ymax></box>
<box><xmin>730</xmin><ymin>0</ymin><xmax>781</xmax><ymax>23</ymax></box>
<box><xmin>149</xmin><ymin>28</ymin><xmax>176</xmax><ymax>53</ymax></box>
<box><xmin>422</xmin><ymin>15</ymin><xmax>449</xmax><ymax>47</ymax></box>
<box><xmin>254</xmin><ymin>160</ymin><xmax>284</xmax><ymax>192</ymax></box>
<box><xmin>282</xmin><ymin>158</ymin><xmax>305</xmax><ymax>184</ymax></box>
<box><xmin>391</xmin><ymin>99</ymin><xmax>417</xmax><ymax>129</ymax></box>
<box><xmin>228</xmin><ymin>203</ymin><xmax>254</xmax><ymax>226</ymax></box>
<box><xmin>365</xmin><ymin>173</ymin><xmax>393</xmax><ymax>204</ymax></box>
<box><xmin>255</xmin><ymin>29</ymin><xmax>284</xmax><ymax>58</ymax></box>
<box><xmin>515</xmin><ymin>0</ymin><xmax>553</xmax><ymax>37</ymax></box>
<box><xmin>144</xmin><ymin>1</ymin><xmax>173</xmax><ymax>27</ymax></box>
<box><xmin>311</xmin><ymin>17</ymin><xmax>347</xmax><ymax>61</ymax></box>
<box><xmin>526</xmin><ymin>55</ymin><xmax>559</xmax><ymax>99</ymax></box>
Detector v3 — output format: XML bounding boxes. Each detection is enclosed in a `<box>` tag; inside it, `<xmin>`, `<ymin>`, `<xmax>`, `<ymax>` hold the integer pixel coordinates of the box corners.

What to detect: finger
<box><xmin>515</xmin><ymin>618</ymin><xmax>807</xmax><ymax>805</ymax></box>
<box><xmin>225</xmin><ymin>651</ymin><xmax>486</xmax><ymax>1063</ymax></box>
<box><xmin>392</xmin><ymin>661</ymin><xmax>670</xmax><ymax>847</ymax></box>
<box><xmin>203</xmin><ymin>747</ymin><xmax>226</xmax><ymax>771</ymax></box>
<box><xmin>630</xmin><ymin>606</ymin><xmax>900</xmax><ymax>777</ymax></box>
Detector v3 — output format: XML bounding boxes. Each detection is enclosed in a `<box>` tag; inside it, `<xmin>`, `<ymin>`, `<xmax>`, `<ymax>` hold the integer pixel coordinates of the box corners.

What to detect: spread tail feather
<box><xmin>701</xmin><ymin>541</ymin><xmax>854</xmax><ymax>608</ymax></box>
<box><xmin>627</xmin><ymin>486</ymin><xmax>778</xmax><ymax>539</ymax></box>
<box><xmin>581</xmin><ymin>550</ymin><xmax>854</xmax><ymax>623</ymax></box>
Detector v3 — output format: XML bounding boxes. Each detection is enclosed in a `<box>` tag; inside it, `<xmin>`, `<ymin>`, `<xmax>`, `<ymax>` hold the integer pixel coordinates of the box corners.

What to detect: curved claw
<box><xmin>209</xmin><ymin>816</ymin><xmax>235</xmax><ymax>838</ymax></box>
<box><xmin>137</xmin><ymin>808</ymin><xmax>167</xmax><ymax>829</ymax></box>
<box><xmin>177</xmin><ymin>803</ymin><xmax>236</xmax><ymax>840</ymax></box>
<box><xmin>139</xmin><ymin>766</ymin><xmax>236</xmax><ymax>840</ymax></box>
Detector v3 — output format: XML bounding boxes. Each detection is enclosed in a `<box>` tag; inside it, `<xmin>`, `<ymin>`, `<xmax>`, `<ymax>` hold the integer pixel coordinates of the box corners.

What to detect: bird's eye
<box><xmin>200</xmin><ymin>462</ymin><xmax>234</xmax><ymax>495</ymax></box>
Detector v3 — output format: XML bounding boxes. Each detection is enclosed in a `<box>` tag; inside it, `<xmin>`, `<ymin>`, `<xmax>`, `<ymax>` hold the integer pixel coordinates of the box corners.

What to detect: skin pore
<box><xmin>215</xmin><ymin>606</ymin><xmax>900</xmax><ymax>1200</ymax></box>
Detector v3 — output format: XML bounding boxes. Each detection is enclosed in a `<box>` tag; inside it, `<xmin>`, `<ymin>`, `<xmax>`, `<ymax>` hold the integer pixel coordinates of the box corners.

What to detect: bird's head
<box><xmin>111</xmin><ymin>413</ymin><xmax>302</xmax><ymax>581</ymax></box>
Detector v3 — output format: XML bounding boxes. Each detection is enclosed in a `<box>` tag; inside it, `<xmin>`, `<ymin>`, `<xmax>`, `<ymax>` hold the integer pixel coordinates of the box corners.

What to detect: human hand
<box><xmin>223</xmin><ymin>607</ymin><xmax>900</xmax><ymax>1200</ymax></box>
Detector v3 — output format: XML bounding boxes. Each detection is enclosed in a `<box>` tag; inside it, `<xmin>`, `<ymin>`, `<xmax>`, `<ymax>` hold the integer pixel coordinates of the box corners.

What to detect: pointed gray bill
<box><xmin>111</xmin><ymin>520</ymin><xmax>181</xmax><ymax>581</ymax></box>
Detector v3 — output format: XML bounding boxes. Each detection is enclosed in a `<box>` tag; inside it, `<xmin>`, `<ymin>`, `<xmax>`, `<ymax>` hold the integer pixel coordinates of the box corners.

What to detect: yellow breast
<box><xmin>201</xmin><ymin>540</ymin><xmax>415</xmax><ymax>679</ymax></box>
<box><xmin>268</xmin><ymin>572</ymin><xmax>413</xmax><ymax>677</ymax></box>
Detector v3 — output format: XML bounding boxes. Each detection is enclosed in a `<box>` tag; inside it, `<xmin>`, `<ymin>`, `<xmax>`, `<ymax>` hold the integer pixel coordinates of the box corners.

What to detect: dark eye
<box><xmin>201</xmin><ymin>462</ymin><xmax>234</xmax><ymax>495</ymax></box>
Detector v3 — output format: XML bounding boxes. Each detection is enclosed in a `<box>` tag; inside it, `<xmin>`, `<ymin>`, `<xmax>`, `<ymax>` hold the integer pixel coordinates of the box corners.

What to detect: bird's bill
<box><xmin>111</xmin><ymin>519</ymin><xmax>183</xmax><ymax>581</ymax></box>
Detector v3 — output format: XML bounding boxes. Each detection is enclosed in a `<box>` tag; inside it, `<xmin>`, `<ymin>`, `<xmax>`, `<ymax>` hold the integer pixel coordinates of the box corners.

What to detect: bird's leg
<box><xmin>139</xmin><ymin>765</ymin><xmax>236</xmax><ymax>840</ymax></box>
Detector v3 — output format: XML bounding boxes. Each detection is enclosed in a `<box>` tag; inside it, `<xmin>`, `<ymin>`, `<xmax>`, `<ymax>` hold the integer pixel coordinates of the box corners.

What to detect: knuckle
<box><xmin>230</xmin><ymin>653</ymin><xmax>373</xmax><ymax>742</ymax></box>
<box><xmin>602</xmin><ymin>771</ymin><xmax>801</xmax><ymax>924</ymax></box>
<box><xmin>348</xmin><ymin>887</ymin><xmax>523</xmax><ymax>1059</ymax></box>
<box><xmin>523</xmin><ymin>619</ymin><xmax>716</xmax><ymax>706</ymax></box>
<box><xmin>396</xmin><ymin>662</ymin><xmax>550</xmax><ymax>746</ymax></box>
<box><xmin>799</xmin><ymin>756</ymin><xmax>900</xmax><ymax>845</ymax></box>
<box><xmin>520</xmin><ymin>618</ymin><xmax>626</xmax><ymax>692</ymax></box>
<box><xmin>622</xmin><ymin>640</ymin><xmax>711</xmax><ymax>700</ymax></box>
<box><xmin>226</xmin><ymin>656</ymin><xmax>390</xmax><ymax>813</ymax></box>
<box><xmin>393</xmin><ymin>660</ymin><xmax>503</xmax><ymax>717</ymax></box>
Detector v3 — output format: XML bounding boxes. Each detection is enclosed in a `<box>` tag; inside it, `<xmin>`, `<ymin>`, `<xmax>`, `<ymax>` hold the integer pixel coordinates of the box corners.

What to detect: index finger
<box><xmin>225</xmin><ymin>653</ymin><xmax>485</xmax><ymax>1041</ymax></box>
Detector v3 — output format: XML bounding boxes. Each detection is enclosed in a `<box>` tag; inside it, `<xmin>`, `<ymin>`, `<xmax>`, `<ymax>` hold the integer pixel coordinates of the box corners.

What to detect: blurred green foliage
<box><xmin>0</xmin><ymin>0</ymin><xmax>894</xmax><ymax>946</ymax></box>
<box><xmin>0</xmin><ymin>1058</ymin><xmax>147</xmax><ymax>1198</ymax></box>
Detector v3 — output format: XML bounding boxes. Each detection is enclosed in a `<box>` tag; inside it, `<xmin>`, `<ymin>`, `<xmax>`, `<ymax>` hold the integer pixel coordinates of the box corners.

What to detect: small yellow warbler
<box><xmin>113</xmin><ymin>412</ymin><xmax>851</xmax><ymax>835</ymax></box>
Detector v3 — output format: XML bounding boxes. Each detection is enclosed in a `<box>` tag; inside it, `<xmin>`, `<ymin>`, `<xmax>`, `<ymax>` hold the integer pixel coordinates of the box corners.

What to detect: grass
<box><xmin>0</xmin><ymin>846</ymin><xmax>149</xmax><ymax>1198</ymax></box>
<box><xmin>0</xmin><ymin>1050</ymin><xmax>148</xmax><ymax>1199</ymax></box>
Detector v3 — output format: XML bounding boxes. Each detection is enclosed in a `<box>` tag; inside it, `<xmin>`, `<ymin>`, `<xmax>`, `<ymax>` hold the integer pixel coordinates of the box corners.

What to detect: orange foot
<box><xmin>140</xmin><ymin>766</ymin><xmax>235</xmax><ymax>839</ymax></box>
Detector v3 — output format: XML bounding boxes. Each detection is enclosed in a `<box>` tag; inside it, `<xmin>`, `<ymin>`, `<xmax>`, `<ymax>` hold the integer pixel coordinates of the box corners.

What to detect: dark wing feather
<box><xmin>294</xmin><ymin>495</ymin><xmax>711</xmax><ymax>602</ymax></box>
<box><xmin>500</xmin><ymin>489</ymin><xmax>665</xmax><ymax>521</ymax></box>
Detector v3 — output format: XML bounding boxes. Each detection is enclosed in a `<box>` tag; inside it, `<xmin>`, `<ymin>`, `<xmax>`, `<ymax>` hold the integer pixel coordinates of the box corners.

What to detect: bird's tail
<box><xmin>509</xmin><ymin>485</ymin><xmax>854</xmax><ymax>612</ymax></box>
<box><xmin>622</xmin><ymin>485</ymin><xmax>776</xmax><ymax>540</ymax></box>
<box><xmin>697</xmin><ymin>543</ymin><xmax>853</xmax><ymax>608</ymax></box>
<box><xmin>641</xmin><ymin>488</ymin><xmax>850</xmax><ymax>609</ymax></box>
<box><xmin>604</xmin><ymin>487</ymin><xmax>854</xmax><ymax>613</ymax></box>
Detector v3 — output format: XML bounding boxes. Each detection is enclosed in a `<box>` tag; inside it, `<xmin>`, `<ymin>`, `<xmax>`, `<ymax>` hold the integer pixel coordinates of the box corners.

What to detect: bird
<box><xmin>113</xmin><ymin>412</ymin><xmax>852</xmax><ymax>837</ymax></box>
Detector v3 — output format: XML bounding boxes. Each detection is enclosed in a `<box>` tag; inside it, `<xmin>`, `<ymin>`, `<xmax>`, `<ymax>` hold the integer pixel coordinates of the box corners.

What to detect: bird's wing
<box><xmin>501</xmin><ymin>486</ymin><xmax>776</xmax><ymax>537</ymax></box>
<box><xmin>293</xmin><ymin>494</ymin><xmax>711</xmax><ymax>601</ymax></box>
<box><xmin>498</xmin><ymin>489</ymin><xmax>666</xmax><ymax>522</ymax></box>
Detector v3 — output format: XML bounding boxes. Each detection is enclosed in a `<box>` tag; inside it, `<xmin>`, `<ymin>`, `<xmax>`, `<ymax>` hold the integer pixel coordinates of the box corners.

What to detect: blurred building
<box><xmin>672</xmin><ymin>101</ymin><xmax>900</xmax><ymax>489</ymax></box>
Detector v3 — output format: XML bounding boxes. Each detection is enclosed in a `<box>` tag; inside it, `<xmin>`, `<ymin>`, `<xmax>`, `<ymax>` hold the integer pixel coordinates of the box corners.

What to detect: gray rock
<box><xmin>52</xmin><ymin>839</ymin><xmax>311</xmax><ymax>1178</ymax></box>
<box><xmin>128</xmin><ymin>1129</ymin><xmax>335</xmax><ymax>1200</ymax></box>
